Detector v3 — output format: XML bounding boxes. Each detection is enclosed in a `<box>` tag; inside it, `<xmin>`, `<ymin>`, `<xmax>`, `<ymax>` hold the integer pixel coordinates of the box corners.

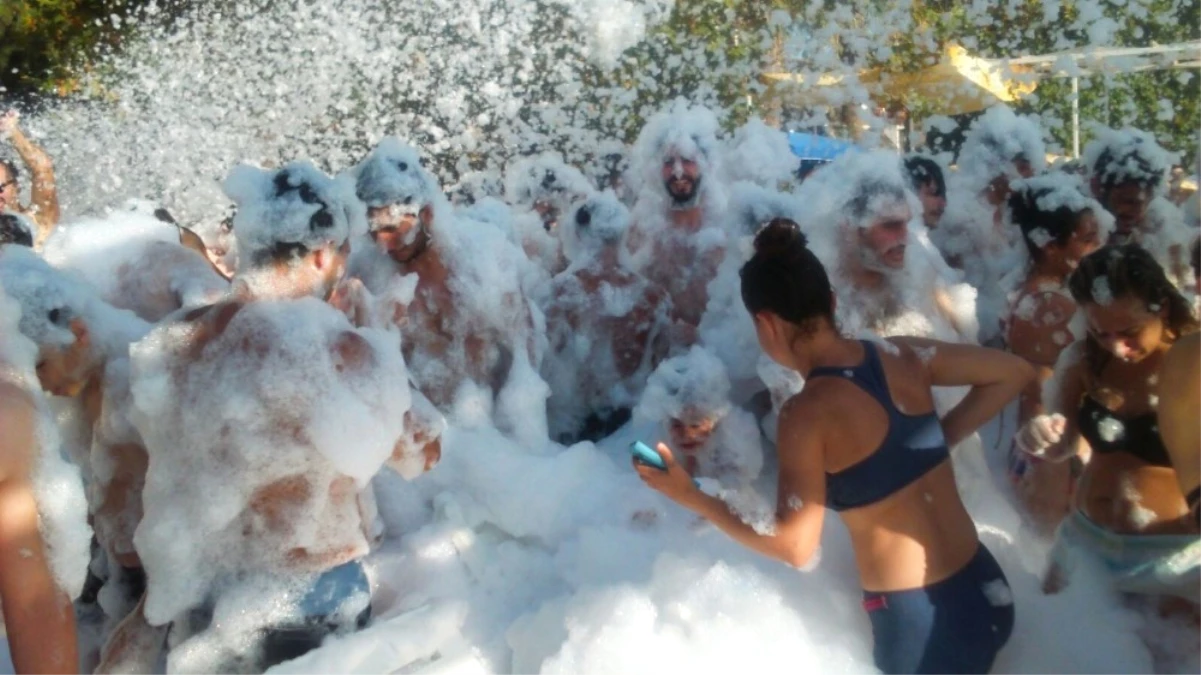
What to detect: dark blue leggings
<box><xmin>863</xmin><ymin>545</ymin><xmax>1014</xmax><ymax>674</ymax></box>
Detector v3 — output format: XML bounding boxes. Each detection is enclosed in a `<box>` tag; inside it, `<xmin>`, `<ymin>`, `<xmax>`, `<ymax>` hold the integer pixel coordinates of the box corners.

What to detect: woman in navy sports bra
<box><xmin>1015</xmin><ymin>245</ymin><xmax>1200</xmax><ymax>603</ymax></box>
<box><xmin>637</xmin><ymin>219</ymin><xmax>1034</xmax><ymax>674</ymax></box>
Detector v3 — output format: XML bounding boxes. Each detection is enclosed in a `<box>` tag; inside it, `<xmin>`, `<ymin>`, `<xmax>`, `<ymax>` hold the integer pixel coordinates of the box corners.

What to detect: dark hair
<box><xmin>1008</xmin><ymin>183</ymin><xmax>1091</xmax><ymax>262</ymax></box>
<box><xmin>903</xmin><ymin>155</ymin><xmax>945</xmax><ymax>198</ymax></box>
<box><xmin>0</xmin><ymin>159</ymin><xmax>17</xmax><ymax>183</ymax></box>
<box><xmin>846</xmin><ymin>179</ymin><xmax>908</xmax><ymax>224</ymax></box>
<box><xmin>251</xmin><ymin>240</ymin><xmax>311</xmax><ymax>268</ymax></box>
<box><xmin>1092</xmin><ymin>143</ymin><xmax>1165</xmax><ymax>196</ymax></box>
<box><xmin>1068</xmin><ymin>244</ymin><xmax>1199</xmax><ymax>376</ymax></box>
<box><xmin>740</xmin><ymin>219</ymin><xmax>835</xmax><ymax>333</ymax></box>
<box><xmin>1191</xmin><ymin>237</ymin><xmax>1199</xmax><ymax>281</ymax></box>
<box><xmin>0</xmin><ymin>213</ymin><xmax>32</xmax><ymax>247</ymax></box>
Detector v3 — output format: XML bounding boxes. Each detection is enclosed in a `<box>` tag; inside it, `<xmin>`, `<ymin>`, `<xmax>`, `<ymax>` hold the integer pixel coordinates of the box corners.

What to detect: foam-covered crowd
<box><xmin>0</xmin><ymin>100</ymin><xmax>1199</xmax><ymax>675</ymax></box>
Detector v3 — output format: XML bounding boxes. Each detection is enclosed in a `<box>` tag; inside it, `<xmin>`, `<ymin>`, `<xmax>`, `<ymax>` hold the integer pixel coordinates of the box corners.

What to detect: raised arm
<box><xmin>2</xmin><ymin>111</ymin><xmax>60</xmax><ymax>242</ymax></box>
<box><xmin>637</xmin><ymin>396</ymin><xmax>827</xmax><ymax>569</ymax></box>
<box><xmin>890</xmin><ymin>337</ymin><xmax>1036</xmax><ymax>448</ymax></box>
<box><xmin>0</xmin><ymin>383</ymin><xmax>78</xmax><ymax>674</ymax></box>
<box><xmin>1159</xmin><ymin>333</ymin><xmax>1200</xmax><ymax>521</ymax></box>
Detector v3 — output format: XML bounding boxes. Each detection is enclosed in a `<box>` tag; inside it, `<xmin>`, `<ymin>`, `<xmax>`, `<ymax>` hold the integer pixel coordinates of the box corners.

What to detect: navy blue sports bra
<box><xmin>811</xmin><ymin>341</ymin><xmax>951</xmax><ymax>512</ymax></box>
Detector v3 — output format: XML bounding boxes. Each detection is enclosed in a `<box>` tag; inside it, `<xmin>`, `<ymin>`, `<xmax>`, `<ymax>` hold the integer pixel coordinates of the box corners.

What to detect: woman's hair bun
<box><xmin>753</xmin><ymin>218</ymin><xmax>807</xmax><ymax>257</ymax></box>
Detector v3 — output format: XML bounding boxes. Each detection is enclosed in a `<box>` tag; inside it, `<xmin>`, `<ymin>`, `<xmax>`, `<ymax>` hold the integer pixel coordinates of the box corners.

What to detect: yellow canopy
<box><xmin>763</xmin><ymin>44</ymin><xmax>1038</xmax><ymax>115</ymax></box>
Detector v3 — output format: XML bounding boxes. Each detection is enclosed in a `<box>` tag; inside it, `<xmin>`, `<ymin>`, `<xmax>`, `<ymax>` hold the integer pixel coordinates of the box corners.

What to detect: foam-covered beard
<box><xmin>665</xmin><ymin>173</ymin><xmax>703</xmax><ymax>209</ymax></box>
<box><xmin>857</xmin><ymin>240</ymin><xmax>906</xmax><ymax>275</ymax></box>
<box><xmin>370</xmin><ymin>203</ymin><xmax>432</xmax><ymax>264</ymax></box>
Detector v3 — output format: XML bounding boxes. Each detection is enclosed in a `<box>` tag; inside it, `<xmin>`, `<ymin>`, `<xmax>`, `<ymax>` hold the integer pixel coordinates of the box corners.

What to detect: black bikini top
<box><xmin>1076</xmin><ymin>395</ymin><xmax>1172</xmax><ymax>468</ymax></box>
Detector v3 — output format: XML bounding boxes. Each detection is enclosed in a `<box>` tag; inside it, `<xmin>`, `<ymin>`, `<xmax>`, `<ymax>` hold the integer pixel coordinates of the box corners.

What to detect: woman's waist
<box><xmin>1078</xmin><ymin>460</ymin><xmax>1189</xmax><ymax>534</ymax></box>
<box><xmin>847</xmin><ymin>511</ymin><xmax>981</xmax><ymax>592</ymax></box>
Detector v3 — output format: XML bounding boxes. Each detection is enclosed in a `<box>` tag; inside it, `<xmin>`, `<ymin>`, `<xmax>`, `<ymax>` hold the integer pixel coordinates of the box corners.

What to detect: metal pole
<box><xmin>1071</xmin><ymin>76</ymin><xmax>1080</xmax><ymax>158</ymax></box>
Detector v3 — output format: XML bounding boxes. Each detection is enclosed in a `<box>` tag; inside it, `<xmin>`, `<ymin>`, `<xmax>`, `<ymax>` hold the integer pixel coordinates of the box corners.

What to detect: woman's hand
<box><xmin>0</xmin><ymin>110</ymin><xmax>18</xmax><ymax>140</ymax></box>
<box><xmin>634</xmin><ymin>443</ymin><xmax>700</xmax><ymax>507</ymax></box>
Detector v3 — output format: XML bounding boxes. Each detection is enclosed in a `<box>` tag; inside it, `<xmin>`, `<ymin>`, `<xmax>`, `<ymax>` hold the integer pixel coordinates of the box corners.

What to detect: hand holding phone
<box><xmin>630</xmin><ymin>440</ymin><xmax>668</xmax><ymax>470</ymax></box>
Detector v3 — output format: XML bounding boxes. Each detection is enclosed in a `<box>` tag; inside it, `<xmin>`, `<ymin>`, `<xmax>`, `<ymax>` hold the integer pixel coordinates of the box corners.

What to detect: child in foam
<box><xmin>1003</xmin><ymin>175</ymin><xmax>1106</xmax><ymax>533</ymax></box>
<box><xmin>1017</xmin><ymin>245</ymin><xmax>1200</xmax><ymax>607</ymax></box>
<box><xmin>634</xmin><ymin>346</ymin><xmax>763</xmax><ymax>492</ymax></box>
<box><xmin>638</xmin><ymin>220</ymin><xmax>1033</xmax><ymax>674</ymax></box>
<box><xmin>96</xmin><ymin>162</ymin><xmax>442</xmax><ymax>673</ymax></box>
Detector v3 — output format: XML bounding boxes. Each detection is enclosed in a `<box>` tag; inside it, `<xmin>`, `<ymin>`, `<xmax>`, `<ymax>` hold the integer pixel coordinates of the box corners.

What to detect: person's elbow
<box><xmin>776</xmin><ymin>536</ymin><xmax>819</xmax><ymax>570</ymax></box>
<box><xmin>1011</xmin><ymin>355</ymin><xmax>1038</xmax><ymax>390</ymax></box>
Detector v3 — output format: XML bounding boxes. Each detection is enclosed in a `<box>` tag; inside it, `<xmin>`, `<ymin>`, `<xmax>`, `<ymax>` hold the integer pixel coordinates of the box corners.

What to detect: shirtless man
<box><xmin>798</xmin><ymin>152</ymin><xmax>977</xmax><ymax>344</ymax></box>
<box><xmin>903</xmin><ymin>155</ymin><xmax>947</xmax><ymax>230</ymax></box>
<box><xmin>98</xmin><ymin>162</ymin><xmax>441</xmax><ymax>673</ymax></box>
<box><xmin>347</xmin><ymin>138</ymin><xmax>540</xmax><ymax>416</ymax></box>
<box><xmin>1085</xmin><ymin>127</ymin><xmax>1192</xmax><ymax>288</ymax></box>
<box><xmin>40</xmin><ymin>205</ymin><xmax>230</xmax><ymax>324</ymax></box>
<box><xmin>542</xmin><ymin>192</ymin><xmax>671</xmax><ymax>443</ymax></box>
<box><xmin>626</xmin><ymin>102</ymin><xmax>728</xmax><ymax>346</ymax></box>
<box><xmin>502</xmin><ymin>153</ymin><xmax>594</xmax><ymax>277</ymax></box>
<box><xmin>0</xmin><ymin>247</ymin><xmax>152</xmax><ymax>627</ymax></box>
<box><xmin>0</xmin><ymin>110</ymin><xmax>60</xmax><ymax>245</ymax></box>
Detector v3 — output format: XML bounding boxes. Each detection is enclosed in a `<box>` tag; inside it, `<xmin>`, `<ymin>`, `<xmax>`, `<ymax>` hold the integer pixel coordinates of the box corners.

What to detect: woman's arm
<box><xmin>3</xmin><ymin>113</ymin><xmax>60</xmax><ymax>241</ymax></box>
<box><xmin>1159</xmin><ymin>333</ymin><xmax>1200</xmax><ymax>508</ymax></box>
<box><xmin>636</xmin><ymin>397</ymin><xmax>827</xmax><ymax>569</ymax></box>
<box><xmin>0</xmin><ymin>383</ymin><xmax>79</xmax><ymax>674</ymax></box>
<box><xmin>891</xmin><ymin>337</ymin><xmax>1036</xmax><ymax>447</ymax></box>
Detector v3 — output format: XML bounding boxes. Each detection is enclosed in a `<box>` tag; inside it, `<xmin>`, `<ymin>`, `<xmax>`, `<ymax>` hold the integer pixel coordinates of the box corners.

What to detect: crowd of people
<box><xmin>0</xmin><ymin>98</ymin><xmax>1198</xmax><ymax>674</ymax></box>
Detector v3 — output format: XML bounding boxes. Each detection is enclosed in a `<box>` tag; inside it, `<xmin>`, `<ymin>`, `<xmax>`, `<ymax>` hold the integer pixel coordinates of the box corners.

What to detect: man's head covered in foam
<box><xmin>1083</xmin><ymin>127</ymin><xmax>1175</xmax><ymax>235</ymax></box>
<box><xmin>957</xmin><ymin>105</ymin><xmax>1046</xmax><ymax>200</ymax></box>
<box><xmin>351</xmin><ymin>137</ymin><xmax>446</xmax><ymax>265</ymax></box>
<box><xmin>633</xmin><ymin>99</ymin><xmax>724</xmax><ymax>212</ymax></box>
<box><xmin>223</xmin><ymin>160</ymin><xmax>359</xmax><ymax>299</ymax></box>
<box><xmin>798</xmin><ymin>150</ymin><xmax>920</xmax><ymax>277</ymax></box>
<box><xmin>0</xmin><ymin>247</ymin><xmax>105</xmax><ymax>397</ymax></box>
<box><xmin>635</xmin><ymin>346</ymin><xmax>732</xmax><ymax>456</ymax></box>
<box><xmin>505</xmin><ymin>152</ymin><xmax>595</xmax><ymax>227</ymax></box>
<box><xmin>561</xmin><ymin>191</ymin><xmax>631</xmax><ymax>265</ymax></box>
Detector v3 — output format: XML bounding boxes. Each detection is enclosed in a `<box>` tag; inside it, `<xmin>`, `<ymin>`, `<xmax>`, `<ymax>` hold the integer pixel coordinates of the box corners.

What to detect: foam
<box><xmin>0</xmin><ymin>280</ymin><xmax>92</xmax><ymax>600</ymax></box>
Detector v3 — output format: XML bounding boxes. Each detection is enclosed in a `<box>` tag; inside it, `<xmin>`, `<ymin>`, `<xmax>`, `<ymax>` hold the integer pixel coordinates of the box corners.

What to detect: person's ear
<box><xmin>69</xmin><ymin>318</ymin><xmax>91</xmax><ymax>350</ymax></box>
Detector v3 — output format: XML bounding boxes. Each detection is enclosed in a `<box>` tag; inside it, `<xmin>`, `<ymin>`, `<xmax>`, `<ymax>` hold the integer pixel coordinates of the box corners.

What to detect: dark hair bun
<box><xmin>753</xmin><ymin>218</ymin><xmax>807</xmax><ymax>257</ymax></box>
